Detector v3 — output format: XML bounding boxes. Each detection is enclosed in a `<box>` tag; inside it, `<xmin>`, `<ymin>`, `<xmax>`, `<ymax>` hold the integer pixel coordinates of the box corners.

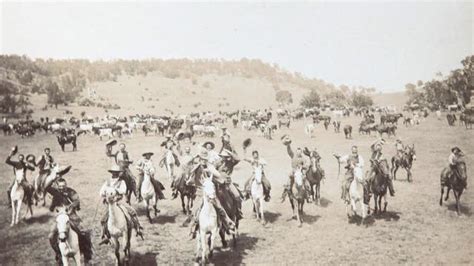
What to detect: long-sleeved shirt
<box><xmin>395</xmin><ymin>142</ymin><xmax>405</xmax><ymax>151</ymax></box>
<box><xmin>136</xmin><ymin>158</ymin><xmax>156</xmax><ymax>176</ymax></box>
<box><xmin>6</xmin><ymin>156</ymin><xmax>35</xmax><ymax>177</ymax></box>
<box><xmin>106</xmin><ymin>149</ymin><xmax>131</xmax><ymax>170</ymax></box>
<box><xmin>448</xmin><ymin>153</ymin><xmax>463</xmax><ymax>165</ymax></box>
<box><xmin>100</xmin><ymin>178</ymin><xmax>127</xmax><ymax>198</ymax></box>
<box><xmin>46</xmin><ymin>186</ymin><xmax>80</xmax><ymax>213</ymax></box>
<box><xmin>36</xmin><ymin>154</ymin><xmax>54</xmax><ymax>172</ymax></box>
<box><xmin>286</xmin><ymin>145</ymin><xmax>308</xmax><ymax>169</ymax></box>
<box><xmin>338</xmin><ymin>154</ymin><xmax>364</xmax><ymax>170</ymax></box>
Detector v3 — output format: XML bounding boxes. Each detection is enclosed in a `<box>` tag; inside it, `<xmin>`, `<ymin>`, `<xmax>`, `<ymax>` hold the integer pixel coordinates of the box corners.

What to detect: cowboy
<box><xmin>189</xmin><ymin>150</ymin><xmax>236</xmax><ymax>240</ymax></box>
<box><xmin>203</xmin><ymin>141</ymin><xmax>220</xmax><ymax>165</ymax></box>
<box><xmin>334</xmin><ymin>145</ymin><xmax>365</xmax><ymax>203</ymax></box>
<box><xmin>303</xmin><ymin>147</ymin><xmax>325</xmax><ymax>179</ymax></box>
<box><xmin>215</xmin><ymin>148</ymin><xmax>243</xmax><ymax>220</ymax></box>
<box><xmin>136</xmin><ymin>152</ymin><xmax>166</xmax><ymax>202</ymax></box>
<box><xmin>448</xmin><ymin>147</ymin><xmax>467</xmax><ymax>188</ymax></box>
<box><xmin>47</xmin><ymin>178</ymin><xmax>92</xmax><ymax>264</ymax></box>
<box><xmin>171</xmin><ymin>146</ymin><xmax>196</xmax><ymax>199</ymax></box>
<box><xmin>159</xmin><ymin>134</ymin><xmax>180</xmax><ymax>167</ymax></box>
<box><xmin>395</xmin><ymin>138</ymin><xmax>405</xmax><ymax>158</ymax></box>
<box><xmin>220</xmin><ymin>127</ymin><xmax>231</xmax><ymax>140</ymax></box>
<box><xmin>99</xmin><ymin>165</ymin><xmax>143</xmax><ymax>245</ymax></box>
<box><xmin>35</xmin><ymin>147</ymin><xmax>54</xmax><ymax>192</ymax></box>
<box><xmin>242</xmin><ymin>150</ymin><xmax>271</xmax><ymax>201</ymax></box>
<box><xmin>106</xmin><ymin>142</ymin><xmax>136</xmax><ymax>202</ymax></box>
<box><xmin>5</xmin><ymin>146</ymin><xmax>35</xmax><ymax>207</ymax></box>
<box><xmin>219</xmin><ymin>133</ymin><xmax>235</xmax><ymax>154</ymax></box>
<box><xmin>281</xmin><ymin>135</ymin><xmax>311</xmax><ymax>202</ymax></box>
<box><xmin>368</xmin><ymin>138</ymin><xmax>395</xmax><ymax>196</ymax></box>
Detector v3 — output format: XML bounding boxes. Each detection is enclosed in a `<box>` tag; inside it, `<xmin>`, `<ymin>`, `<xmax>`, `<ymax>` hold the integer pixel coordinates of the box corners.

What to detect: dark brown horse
<box><xmin>306</xmin><ymin>158</ymin><xmax>324</xmax><ymax>205</ymax></box>
<box><xmin>440</xmin><ymin>161</ymin><xmax>467</xmax><ymax>215</ymax></box>
<box><xmin>391</xmin><ymin>144</ymin><xmax>416</xmax><ymax>182</ymax></box>
<box><xmin>175</xmin><ymin>172</ymin><xmax>197</xmax><ymax>215</ymax></box>
<box><xmin>57</xmin><ymin>133</ymin><xmax>77</xmax><ymax>152</ymax></box>
<box><xmin>368</xmin><ymin>159</ymin><xmax>391</xmax><ymax>214</ymax></box>
<box><xmin>216</xmin><ymin>183</ymin><xmax>241</xmax><ymax>247</ymax></box>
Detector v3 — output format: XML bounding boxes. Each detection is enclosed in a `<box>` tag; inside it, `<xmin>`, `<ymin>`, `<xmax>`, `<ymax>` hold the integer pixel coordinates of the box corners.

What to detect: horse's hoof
<box><xmin>291</xmin><ymin>215</ymin><xmax>297</xmax><ymax>220</ymax></box>
<box><xmin>222</xmin><ymin>240</ymin><xmax>228</xmax><ymax>248</ymax></box>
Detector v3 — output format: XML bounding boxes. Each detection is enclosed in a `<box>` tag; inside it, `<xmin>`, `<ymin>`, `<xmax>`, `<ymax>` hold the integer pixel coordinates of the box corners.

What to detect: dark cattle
<box><xmin>376</xmin><ymin>124</ymin><xmax>397</xmax><ymax>137</ymax></box>
<box><xmin>343</xmin><ymin>125</ymin><xmax>352</xmax><ymax>139</ymax></box>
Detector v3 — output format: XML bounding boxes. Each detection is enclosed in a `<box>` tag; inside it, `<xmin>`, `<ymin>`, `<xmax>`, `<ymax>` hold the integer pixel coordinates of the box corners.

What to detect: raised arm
<box><xmin>286</xmin><ymin>144</ymin><xmax>294</xmax><ymax>159</ymax></box>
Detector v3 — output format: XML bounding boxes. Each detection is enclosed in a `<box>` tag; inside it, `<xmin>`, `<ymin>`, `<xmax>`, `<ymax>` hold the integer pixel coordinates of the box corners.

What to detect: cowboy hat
<box><xmin>108</xmin><ymin>164</ymin><xmax>123</xmax><ymax>173</ymax></box>
<box><xmin>106</xmin><ymin>139</ymin><xmax>117</xmax><ymax>147</ymax></box>
<box><xmin>26</xmin><ymin>154</ymin><xmax>36</xmax><ymax>164</ymax></box>
<box><xmin>197</xmin><ymin>150</ymin><xmax>209</xmax><ymax>160</ymax></box>
<box><xmin>281</xmin><ymin>134</ymin><xmax>292</xmax><ymax>145</ymax></box>
<box><xmin>142</xmin><ymin>152</ymin><xmax>154</xmax><ymax>157</ymax></box>
<box><xmin>11</xmin><ymin>145</ymin><xmax>18</xmax><ymax>155</ymax></box>
<box><xmin>451</xmin><ymin>147</ymin><xmax>462</xmax><ymax>153</ymax></box>
<box><xmin>202</xmin><ymin>141</ymin><xmax>215</xmax><ymax>150</ymax></box>
<box><xmin>243</xmin><ymin>138</ymin><xmax>252</xmax><ymax>150</ymax></box>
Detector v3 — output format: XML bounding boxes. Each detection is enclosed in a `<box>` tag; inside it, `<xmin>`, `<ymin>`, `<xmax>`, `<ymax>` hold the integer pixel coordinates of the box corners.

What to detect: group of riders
<box><xmin>5</xmin><ymin>126</ymin><xmax>468</xmax><ymax>264</ymax></box>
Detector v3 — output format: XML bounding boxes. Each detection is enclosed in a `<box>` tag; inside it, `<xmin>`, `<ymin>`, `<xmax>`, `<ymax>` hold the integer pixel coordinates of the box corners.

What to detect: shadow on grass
<box><xmin>211</xmin><ymin>233</ymin><xmax>259</xmax><ymax>264</ymax></box>
<box><xmin>447</xmin><ymin>203</ymin><xmax>472</xmax><ymax>217</ymax></box>
<box><xmin>130</xmin><ymin>251</ymin><xmax>159</xmax><ymax>266</ymax></box>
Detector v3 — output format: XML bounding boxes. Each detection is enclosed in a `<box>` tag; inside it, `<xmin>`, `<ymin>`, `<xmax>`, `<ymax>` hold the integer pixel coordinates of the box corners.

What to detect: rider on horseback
<box><xmin>281</xmin><ymin>135</ymin><xmax>312</xmax><ymax>202</ymax></box>
<box><xmin>99</xmin><ymin>165</ymin><xmax>144</xmax><ymax>245</ymax></box>
<box><xmin>6</xmin><ymin>146</ymin><xmax>35</xmax><ymax>207</ymax></box>
<box><xmin>136</xmin><ymin>152</ymin><xmax>166</xmax><ymax>202</ymax></box>
<box><xmin>159</xmin><ymin>134</ymin><xmax>180</xmax><ymax>168</ymax></box>
<box><xmin>303</xmin><ymin>147</ymin><xmax>325</xmax><ymax>179</ymax></box>
<box><xmin>189</xmin><ymin>150</ymin><xmax>236</xmax><ymax>240</ymax></box>
<box><xmin>367</xmin><ymin>138</ymin><xmax>395</xmax><ymax>196</ymax></box>
<box><xmin>334</xmin><ymin>145</ymin><xmax>365</xmax><ymax>203</ymax></box>
<box><xmin>171</xmin><ymin>146</ymin><xmax>195</xmax><ymax>199</ymax></box>
<box><xmin>243</xmin><ymin>150</ymin><xmax>271</xmax><ymax>201</ymax></box>
<box><xmin>106</xmin><ymin>142</ymin><xmax>137</xmax><ymax>202</ymax></box>
<box><xmin>47</xmin><ymin>178</ymin><xmax>93</xmax><ymax>264</ymax></box>
<box><xmin>448</xmin><ymin>147</ymin><xmax>467</xmax><ymax>188</ymax></box>
<box><xmin>395</xmin><ymin>138</ymin><xmax>405</xmax><ymax>158</ymax></box>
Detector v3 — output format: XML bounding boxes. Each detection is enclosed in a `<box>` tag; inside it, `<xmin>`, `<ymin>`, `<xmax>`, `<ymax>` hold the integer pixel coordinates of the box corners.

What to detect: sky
<box><xmin>1</xmin><ymin>1</ymin><xmax>472</xmax><ymax>92</ymax></box>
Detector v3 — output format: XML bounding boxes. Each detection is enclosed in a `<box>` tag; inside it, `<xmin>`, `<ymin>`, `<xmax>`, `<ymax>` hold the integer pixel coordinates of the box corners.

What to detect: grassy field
<box><xmin>0</xmin><ymin>106</ymin><xmax>473</xmax><ymax>265</ymax></box>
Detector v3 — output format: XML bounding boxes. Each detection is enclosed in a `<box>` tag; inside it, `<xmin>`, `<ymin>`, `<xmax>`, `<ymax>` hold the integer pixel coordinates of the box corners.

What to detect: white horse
<box><xmin>141</xmin><ymin>168</ymin><xmax>159</xmax><ymax>223</ymax></box>
<box><xmin>195</xmin><ymin>178</ymin><xmax>219</xmax><ymax>263</ymax></box>
<box><xmin>304</xmin><ymin>123</ymin><xmax>316</xmax><ymax>138</ymax></box>
<box><xmin>163</xmin><ymin>149</ymin><xmax>175</xmax><ymax>180</ymax></box>
<box><xmin>251</xmin><ymin>166</ymin><xmax>265</xmax><ymax>225</ymax></box>
<box><xmin>347</xmin><ymin>167</ymin><xmax>368</xmax><ymax>224</ymax></box>
<box><xmin>10</xmin><ymin>170</ymin><xmax>33</xmax><ymax>226</ymax></box>
<box><xmin>55</xmin><ymin>207</ymin><xmax>82</xmax><ymax>266</ymax></box>
<box><xmin>105</xmin><ymin>187</ymin><xmax>132</xmax><ymax>265</ymax></box>
<box><xmin>34</xmin><ymin>164</ymin><xmax>70</xmax><ymax>206</ymax></box>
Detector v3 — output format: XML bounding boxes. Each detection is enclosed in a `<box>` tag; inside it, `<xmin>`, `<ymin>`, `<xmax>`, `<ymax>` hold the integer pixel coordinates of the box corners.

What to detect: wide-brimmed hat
<box><xmin>108</xmin><ymin>164</ymin><xmax>123</xmax><ymax>173</ymax></box>
<box><xmin>26</xmin><ymin>154</ymin><xmax>36</xmax><ymax>164</ymax></box>
<box><xmin>106</xmin><ymin>139</ymin><xmax>117</xmax><ymax>146</ymax></box>
<box><xmin>452</xmin><ymin>147</ymin><xmax>462</xmax><ymax>153</ymax></box>
<box><xmin>281</xmin><ymin>134</ymin><xmax>292</xmax><ymax>145</ymax></box>
<box><xmin>203</xmin><ymin>141</ymin><xmax>215</xmax><ymax>150</ymax></box>
<box><xmin>142</xmin><ymin>152</ymin><xmax>154</xmax><ymax>157</ymax></box>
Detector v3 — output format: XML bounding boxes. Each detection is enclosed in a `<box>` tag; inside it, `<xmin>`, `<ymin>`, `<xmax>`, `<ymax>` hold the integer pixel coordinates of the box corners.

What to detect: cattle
<box><xmin>343</xmin><ymin>125</ymin><xmax>352</xmax><ymax>139</ymax></box>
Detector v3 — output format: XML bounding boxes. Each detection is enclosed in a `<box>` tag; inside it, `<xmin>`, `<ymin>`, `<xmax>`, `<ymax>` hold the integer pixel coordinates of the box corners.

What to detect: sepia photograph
<box><xmin>0</xmin><ymin>1</ymin><xmax>473</xmax><ymax>265</ymax></box>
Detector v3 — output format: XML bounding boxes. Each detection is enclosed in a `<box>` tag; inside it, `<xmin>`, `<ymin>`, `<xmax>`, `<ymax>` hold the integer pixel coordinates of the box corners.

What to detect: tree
<box><xmin>350</xmin><ymin>90</ymin><xmax>373</xmax><ymax>108</ymax></box>
<box><xmin>275</xmin><ymin>90</ymin><xmax>293</xmax><ymax>105</ymax></box>
<box><xmin>300</xmin><ymin>89</ymin><xmax>321</xmax><ymax>108</ymax></box>
<box><xmin>326</xmin><ymin>90</ymin><xmax>347</xmax><ymax>107</ymax></box>
<box><xmin>45</xmin><ymin>81</ymin><xmax>64</xmax><ymax>108</ymax></box>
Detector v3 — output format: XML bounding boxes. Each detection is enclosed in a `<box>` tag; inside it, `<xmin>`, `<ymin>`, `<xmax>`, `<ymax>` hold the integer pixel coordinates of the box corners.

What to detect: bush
<box><xmin>300</xmin><ymin>90</ymin><xmax>321</xmax><ymax>108</ymax></box>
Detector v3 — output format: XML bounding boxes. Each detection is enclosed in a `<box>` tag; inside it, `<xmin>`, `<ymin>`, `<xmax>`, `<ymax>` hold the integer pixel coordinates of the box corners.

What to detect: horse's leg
<box><xmin>219</xmin><ymin>229</ymin><xmax>227</xmax><ymax>248</ymax></box>
<box><xmin>383</xmin><ymin>194</ymin><xmax>388</xmax><ymax>212</ymax></box>
<box><xmin>154</xmin><ymin>196</ymin><xmax>158</xmax><ymax>217</ymax></box>
<box><xmin>209</xmin><ymin>230</ymin><xmax>217</xmax><ymax>259</ymax></box>
<box><xmin>453</xmin><ymin>190</ymin><xmax>461</xmax><ymax>215</ymax></box>
<box><xmin>201</xmin><ymin>231</ymin><xmax>207</xmax><ymax>263</ymax></box>
<box><xmin>260</xmin><ymin>198</ymin><xmax>265</xmax><ymax>225</ymax></box>
<box><xmin>393</xmin><ymin>165</ymin><xmax>398</xmax><ymax>181</ymax></box>
<box><xmin>113</xmin><ymin>238</ymin><xmax>121</xmax><ymax>266</ymax></box>
<box><xmin>440</xmin><ymin>186</ymin><xmax>445</xmax><ymax>206</ymax></box>
<box><xmin>73</xmin><ymin>250</ymin><xmax>81</xmax><ymax>266</ymax></box>
<box><xmin>317</xmin><ymin>183</ymin><xmax>321</xmax><ymax>205</ymax></box>
<box><xmin>16</xmin><ymin>200</ymin><xmax>22</xmax><ymax>224</ymax></box>
<box><xmin>11</xmin><ymin>200</ymin><xmax>15</xmax><ymax>226</ymax></box>
<box><xmin>289</xmin><ymin>198</ymin><xmax>296</xmax><ymax>219</ymax></box>
<box><xmin>373</xmin><ymin>195</ymin><xmax>378</xmax><ymax>214</ymax></box>
<box><xmin>180</xmin><ymin>193</ymin><xmax>186</xmax><ymax>214</ymax></box>
<box><xmin>195</xmin><ymin>232</ymin><xmax>201</xmax><ymax>262</ymax></box>
<box><xmin>62</xmin><ymin>255</ymin><xmax>69</xmax><ymax>266</ymax></box>
<box><xmin>445</xmin><ymin>187</ymin><xmax>450</xmax><ymax>201</ymax></box>
<box><xmin>146</xmin><ymin>199</ymin><xmax>152</xmax><ymax>223</ymax></box>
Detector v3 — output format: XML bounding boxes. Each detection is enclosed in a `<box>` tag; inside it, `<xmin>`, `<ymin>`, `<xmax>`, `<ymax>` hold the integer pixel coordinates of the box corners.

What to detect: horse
<box><xmin>304</xmin><ymin>123</ymin><xmax>316</xmax><ymax>138</ymax></box>
<box><xmin>10</xmin><ymin>170</ymin><xmax>33</xmax><ymax>226</ymax></box>
<box><xmin>104</xmin><ymin>187</ymin><xmax>132</xmax><ymax>265</ymax></box>
<box><xmin>195</xmin><ymin>177</ymin><xmax>219</xmax><ymax>264</ymax></box>
<box><xmin>57</xmin><ymin>133</ymin><xmax>77</xmax><ymax>152</ymax></box>
<box><xmin>347</xmin><ymin>167</ymin><xmax>368</xmax><ymax>224</ymax></box>
<box><xmin>306</xmin><ymin>158</ymin><xmax>324</xmax><ymax>205</ymax></box>
<box><xmin>216</xmin><ymin>181</ymin><xmax>240</xmax><ymax>247</ymax></box>
<box><xmin>343</xmin><ymin>125</ymin><xmax>352</xmax><ymax>139</ymax></box>
<box><xmin>333</xmin><ymin>121</ymin><xmax>341</xmax><ymax>133</ymax></box>
<box><xmin>289</xmin><ymin>169</ymin><xmax>307</xmax><ymax>227</ymax></box>
<box><xmin>54</xmin><ymin>207</ymin><xmax>82</xmax><ymax>266</ymax></box>
<box><xmin>161</xmin><ymin>149</ymin><xmax>176</xmax><ymax>180</ymax></box>
<box><xmin>368</xmin><ymin>159</ymin><xmax>390</xmax><ymax>214</ymax></box>
<box><xmin>33</xmin><ymin>164</ymin><xmax>68</xmax><ymax>206</ymax></box>
<box><xmin>440</xmin><ymin>161</ymin><xmax>468</xmax><ymax>215</ymax></box>
<box><xmin>391</xmin><ymin>144</ymin><xmax>416</xmax><ymax>182</ymax></box>
<box><xmin>323</xmin><ymin>120</ymin><xmax>330</xmax><ymax>130</ymax></box>
<box><xmin>141</xmin><ymin>168</ymin><xmax>159</xmax><ymax>223</ymax></box>
<box><xmin>251</xmin><ymin>166</ymin><xmax>265</xmax><ymax>225</ymax></box>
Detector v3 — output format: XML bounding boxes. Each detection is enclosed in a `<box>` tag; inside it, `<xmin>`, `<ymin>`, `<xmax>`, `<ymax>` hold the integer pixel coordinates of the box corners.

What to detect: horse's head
<box><xmin>455</xmin><ymin>160</ymin><xmax>468</xmax><ymax>181</ymax></box>
<box><xmin>14</xmin><ymin>169</ymin><xmax>26</xmax><ymax>184</ymax></box>
<box><xmin>105</xmin><ymin>187</ymin><xmax>119</xmax><ymax>203</ymax></box>
<box><xmin>56</xmin><ymin>207</ymin><xmax>70</xmax><ymax>242</ymax></box>
<box><xmin>407</xmin><ymin>144</ymin><xmax>416</xmax><ymax>161</ymax></box>
<box><xmin>373</xmin><ymin>159</ymin><xmax>390</xmax><ymax>178</ymax></box>
<box><xmin>254</xmin><ymin>166</ymin><xmax>263</xmax><ymax>184</ymax></box>
<box><xmin>202</xmin><ymin>178</ymin><xmax>216</xmax><ymax>200</ymax></box>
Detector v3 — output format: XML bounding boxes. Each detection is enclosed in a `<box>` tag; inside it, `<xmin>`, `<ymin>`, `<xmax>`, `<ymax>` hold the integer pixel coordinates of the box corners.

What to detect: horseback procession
<box><xmin>2</xmin><ymin>106</ymin><xmax>470</xmax><ymax>265</ymax></box>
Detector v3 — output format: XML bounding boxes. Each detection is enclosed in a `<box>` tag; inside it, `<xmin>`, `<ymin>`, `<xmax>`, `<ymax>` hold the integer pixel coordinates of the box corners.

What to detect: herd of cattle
<box><xmin>1</xmin><ymin>105</ymin><xmax>463</xmax><ymax>148</ymax></box>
